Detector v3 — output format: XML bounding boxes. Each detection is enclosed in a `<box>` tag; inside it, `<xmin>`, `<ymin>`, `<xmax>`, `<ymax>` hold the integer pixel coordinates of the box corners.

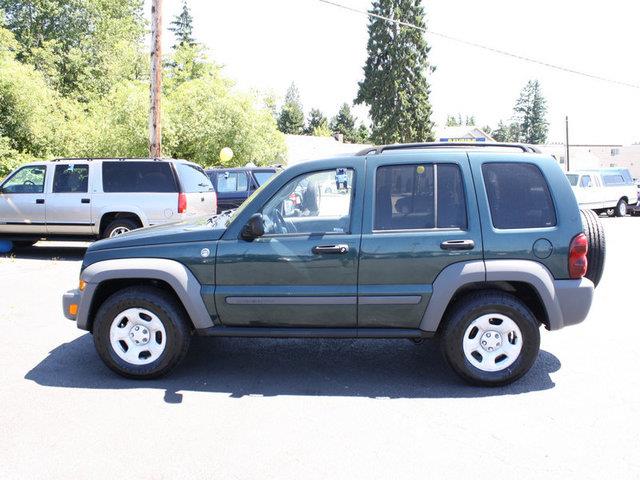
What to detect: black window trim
<box><xmin>101</xmin><ymin>160</ymin><xmax>179</xmax><ymax>193</ymax></box>
<box><xmin>371</xmin><ymin>161</ymin><xmax>469</xmax><ymax>233</ymax></box>
<box><xmin>481</xmin><ymin>161</ymin><xmax>558</xmax><ymax>231</ymax></box>
<box><xmin>0</xmin><ymin>164</ymin><xmax>48</xmax><ymax>194</ymax></box>
<box><xmin>259</xmin><ymin>168</ymin><xmax>357</xmax><ymax>238</ymax></box>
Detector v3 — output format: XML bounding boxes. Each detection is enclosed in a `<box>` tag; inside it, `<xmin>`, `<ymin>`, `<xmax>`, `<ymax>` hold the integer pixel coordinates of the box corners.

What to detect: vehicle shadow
<box><xmin>1</xmin><ymin>243</ymin><xmax>88</xmax><ymax>261</ymax></box>
<box><xmin>26</xmin><ymin>334</ymin><xmax>561</xmax><ymax>403</ymax></box>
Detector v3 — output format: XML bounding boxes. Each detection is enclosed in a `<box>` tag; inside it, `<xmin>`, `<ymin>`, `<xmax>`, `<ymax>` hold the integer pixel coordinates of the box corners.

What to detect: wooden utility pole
<box><xmin>149</xmin><ymin>0</ymin><xmax>163</xmax><ymax>158</ymax></box>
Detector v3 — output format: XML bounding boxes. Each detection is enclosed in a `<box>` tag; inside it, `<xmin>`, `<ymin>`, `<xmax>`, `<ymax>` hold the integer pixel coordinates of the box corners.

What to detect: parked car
<box><xmin>206</xmin><ymin>167</ymin><xmax>278</xmax><ymax>213</ymax></box>
<box><xmin>0</xmin><ymin>158</ymin><xmax>216</xmax><ymax>247</ymax></box>
<box><xmin>63</xmin><ymin>142</ymin><xmax>603</xmax><ymax>387</ymax></box>
<box><xmin>628</xmin><ymin>181</ymin><xmax>640</xmax><ymax>216</ymax></box>
<box><xmin>565</xmin><ymin>168</ymin><xmax>637</xmax><ymax>216</ymax></box>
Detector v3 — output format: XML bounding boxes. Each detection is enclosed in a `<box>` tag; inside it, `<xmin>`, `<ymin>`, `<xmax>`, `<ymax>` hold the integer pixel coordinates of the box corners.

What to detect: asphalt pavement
<box><xmin>0</xmin><ymin>221</ymin><xmax>638</xmax><ymax>479</ymax></box>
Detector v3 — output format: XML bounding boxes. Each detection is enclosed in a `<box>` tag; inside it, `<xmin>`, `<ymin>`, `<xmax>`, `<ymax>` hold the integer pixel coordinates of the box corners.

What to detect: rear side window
<box><xmin>102</xmin><ymin>162</ymin><xmax>177</xmax><ymax>193</ymax></box>
<box><xmin>374</xmin><ymin>163</ymin><xmax>467</xmax><ymax>231</ymax></box>
<box><xmin>176</xmin><ymin>163</ymin><xmax>213</xmax><ymax>193</ymax></box>
<box><xmin>53</xmin><ymin>164</ymin><xmax>89</xmax><ymax>193</ymax></box>
<box><xmin>253</xmin><ymin>171</ymin><xmax>275</xmax><ymax>186</ymax></box>
<box><xmin>482</xmin><ymin>163</ymin><xmax>556</xmax><ymax>229</ymax></box>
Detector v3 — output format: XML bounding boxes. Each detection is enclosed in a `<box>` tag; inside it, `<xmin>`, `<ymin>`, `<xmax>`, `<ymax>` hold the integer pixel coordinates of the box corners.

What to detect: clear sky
<box><xmin>149</xmin><ymin>0</ymin><xmax>640</xmax><ymax>145</ymax></box>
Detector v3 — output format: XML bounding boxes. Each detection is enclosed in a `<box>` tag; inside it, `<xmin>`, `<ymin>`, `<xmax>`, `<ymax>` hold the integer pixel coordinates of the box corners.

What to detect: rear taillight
<box><xmin>569</xmin><ymin>233</ymin><xmax>588</xmax><ymax>279</ymax></box>
<box><xmin>178</xmin><ymin>192</ymin><xmax>187</xmax><ymax>214</ymax></box>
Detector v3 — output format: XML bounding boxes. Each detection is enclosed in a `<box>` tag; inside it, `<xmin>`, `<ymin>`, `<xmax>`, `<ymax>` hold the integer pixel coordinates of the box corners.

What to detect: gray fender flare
<box><xmin>419</xmin><ymin>259</ymin><xmax>579</xmax><ymax>332</ymax></box>
<box><xmin>77</xmin><ymin>258</ymin><xmax>214</xmax><ymax>331</ymax></box>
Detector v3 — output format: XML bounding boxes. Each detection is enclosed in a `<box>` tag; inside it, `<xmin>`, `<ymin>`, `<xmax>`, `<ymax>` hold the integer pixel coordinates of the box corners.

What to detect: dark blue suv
<box><xmin>206</xmin><ymin>167</ymin><xmax>278</xmax><ymax>213</ymax></box>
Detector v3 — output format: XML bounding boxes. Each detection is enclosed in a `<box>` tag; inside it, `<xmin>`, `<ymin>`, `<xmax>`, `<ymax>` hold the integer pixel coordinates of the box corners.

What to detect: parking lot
<box><xmin>0</xmin><ymin>217</ymin><xmax>638</xmax><ymax>479</ymax></box>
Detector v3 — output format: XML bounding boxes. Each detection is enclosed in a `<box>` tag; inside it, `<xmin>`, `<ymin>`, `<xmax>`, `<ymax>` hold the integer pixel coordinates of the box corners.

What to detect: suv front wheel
<box><xmin>441</xmin><ymin>291</ymin><xmax>540</xmax><ymax>387</ymax></box>
<box><xmin>93</xmin><ymin>286</ymin><xmax>191</xmax><ymax>379</ymax></box>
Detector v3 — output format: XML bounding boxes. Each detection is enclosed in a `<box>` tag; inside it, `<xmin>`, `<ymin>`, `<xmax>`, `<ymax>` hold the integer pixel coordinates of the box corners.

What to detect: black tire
<box><xmin>580</xmin><ymin>209</ymin><xmax>606</xmax><ymax>287</ymax></box>
<box><xmin>93</xmin><ymin>286</ymin><xmax>191</xmax><ymax>379</ymax></box>
<box><xmin>614</xmin><ymin>198</ymin><xmax>628</xmax><ymax>217</ymax></box>
<box><xmin>102</xmin><ymin>218</ymin><xmax>139</xmax><ymax>239</ymax></box>
<box><xmin>441</xmin><ymin>291</ymin><xmax>541</xmax><ymax>387</ymax></box>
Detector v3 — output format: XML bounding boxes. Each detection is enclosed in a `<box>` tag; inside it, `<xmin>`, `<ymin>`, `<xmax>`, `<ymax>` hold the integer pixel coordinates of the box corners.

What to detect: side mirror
<box><xmin>241</xmin><ymin>213</ymin><xmax>265</xmax><ymax>240</ymax></box>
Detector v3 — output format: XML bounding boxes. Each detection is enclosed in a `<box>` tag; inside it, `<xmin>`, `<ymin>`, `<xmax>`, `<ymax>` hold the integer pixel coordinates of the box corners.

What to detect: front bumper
<box><xmin>62</xmin><ymin>289</ymin><xmax>82</xmax><ymax>320</ymax></box>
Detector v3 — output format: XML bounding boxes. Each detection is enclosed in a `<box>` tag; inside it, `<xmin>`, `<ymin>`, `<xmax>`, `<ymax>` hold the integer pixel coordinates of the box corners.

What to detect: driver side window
<box><xmin>261</xmin><ymin>169</ymin><xmax>354</xmax><ymax>235</ymax></box>
<box><xmin>1</xmin><ymin>165</ymin><xmax>47</xmax><ymax>194</ymax></box>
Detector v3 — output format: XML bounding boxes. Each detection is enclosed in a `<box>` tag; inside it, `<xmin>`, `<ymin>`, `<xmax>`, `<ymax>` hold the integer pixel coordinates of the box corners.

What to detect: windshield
<box><xmin>254</xmin><ymin>171</ymin><xmax>276</xmax><ymax>186</ymax></box>
<box><xmin>565</xmin><ymin>174</ymin><xmax>578</xmax><ymax>186</ymax></box>
<box><xmin>225</xmin><ymin>168</ymin><xmax>283</xmax><ymax>226</ymax></box>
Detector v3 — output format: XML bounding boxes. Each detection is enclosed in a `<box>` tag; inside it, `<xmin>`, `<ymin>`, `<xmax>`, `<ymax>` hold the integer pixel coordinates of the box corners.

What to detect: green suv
<box><xmin>63</xmin><ymin>143</ymin><xmax>603</xmax><ymax>386</ymax></box>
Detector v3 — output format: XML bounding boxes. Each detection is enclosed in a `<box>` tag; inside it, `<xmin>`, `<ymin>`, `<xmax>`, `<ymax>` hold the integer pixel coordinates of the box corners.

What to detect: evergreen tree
<box><xmin>305</xmin><ymin>108</ymin><xmax>328</xmax><ymax>135</ymax></box>
<box><xmin>355</xmin><ymin>123</ymin><xmax>371</xmax><ymax>144</ymax></box>
<box><xmin>513</xmin><ymin>80</ymin><xmax>548</xmax><ymax>144</ymax></box>
<box><xmin>331</xmin><ymin>103</ymin><xmax>356</xmax><ymax>142</ymax></box>
<box><xmin>355</xmin><ymin>0</ymin><xmax>434</xmax><ymax>144</ymax></box>
<box><xmin>169</xmin><ymin>0</ymin><xmax>196</xmax><ymax>48</ymax></box>
<box><xmin>446</xmin><ymin>115</ymin><xmax>461</xmax><ymax>127</ymax></box>
<box><xmin>465</xmin><ymin>115</ymin><xmax>476</xmax><ymax>126</ymax></box>
<box><xmin>277</xmin><ymin>82</ymin><xmax>304</xmax><ymax>134</ymax></box>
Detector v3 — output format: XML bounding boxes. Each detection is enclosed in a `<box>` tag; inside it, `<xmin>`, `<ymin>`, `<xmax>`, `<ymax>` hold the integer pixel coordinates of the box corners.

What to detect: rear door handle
<box><xmin>81</xmin><ymin>198</ymin><xmax>90</xmax><ymax>204</ymax></box>
<box><xmin>440</xmin><ymin>239</ymin><xmax>475</xmax><ymax>250</ymax></box>
<box><xmin>36</xmin><ymin>199</ymin><xmax>44</xmax><ymax>204</ymax></box>
<box><xmin>312</xmin><ymin>244</ymin><xmax>349</xmax><ymax>254</ymax></box>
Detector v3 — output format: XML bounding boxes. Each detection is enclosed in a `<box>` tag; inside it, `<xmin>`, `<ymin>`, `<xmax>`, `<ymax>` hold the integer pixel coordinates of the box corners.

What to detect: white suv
<box><xmin>0</xmin><ymin>158</ymin><xmax>217</xmax><ymax>244</ymax></box>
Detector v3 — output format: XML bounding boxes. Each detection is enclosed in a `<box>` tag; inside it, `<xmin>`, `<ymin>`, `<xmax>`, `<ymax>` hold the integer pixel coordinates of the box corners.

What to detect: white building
<box><xmin>538</xmin><ymin>144</ymin><xmax>640</xmax><ymax>177</ymax></box>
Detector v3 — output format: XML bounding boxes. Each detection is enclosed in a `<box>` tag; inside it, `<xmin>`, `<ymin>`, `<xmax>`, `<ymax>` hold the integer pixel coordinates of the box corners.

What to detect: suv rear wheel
<box><xmin>102</xmin><ymin>218</ymin><xmax>139</xmax><ymax>239</ymax></box>
<box><xmin>614</xmin><ymin>198</ymin><xmax>627</xmax><ymax>217</ymax></box>
<box><xmin>93</xmin><ymin>286</ymin><xmax>191</xmax><ymax>379</ymax></box>
<box><xmin>441</xmin><ymin>291</ymin><xmax>540</xmax><ymax>387</ymax></box>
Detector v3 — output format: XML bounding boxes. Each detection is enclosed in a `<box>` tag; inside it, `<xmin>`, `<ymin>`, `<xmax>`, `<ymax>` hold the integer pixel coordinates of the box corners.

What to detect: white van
<box><xmin>566</xmin><ymin>168</ymin><xmax>637</xmax><ymax>216</ymax></box>
<box><xmin>0</xmin><ymin>158</ymin><xmax>217</xmax><ymax>246</ymax></box>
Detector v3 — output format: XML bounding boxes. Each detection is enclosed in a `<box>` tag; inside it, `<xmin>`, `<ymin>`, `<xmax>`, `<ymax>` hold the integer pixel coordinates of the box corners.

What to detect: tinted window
<box><xmin>176</xmin><ymin>163</ymin><xmax>213</xmax><ymax>193</ymax></box>
<box><xmin>375</xmin><ymin>163</ymin><xmax>466</xmax><ymax>230</ymax></box>
<box><xmin>566</xmin><ymin>174</ymin><xmax>578</xmax><ymax>186</ymax></box>
<box><xmin>580</xmin><ymin>175</ymin><xmax>592</xmax><ymax>188</ymax></box>
<box><xmin>102</xmin><ymin>162</ymin><xmax>177</xmax><ymax>193</ymax></box>
<box><xmin>482</xmin><ymin>163</ymin><xmax>556</xmax><ymax>229</ymax></box>
<box><xmin>216</xmin><ymin>172</ymin><xmax>248</xmax><ymax>192</ymax></box>
<box><xmin>1</xmin><ymin>166</ymin><xmax>46</xmax><ymax>194</ymax></box>
<box><xmin>261</xmin><ymin>169</ymin><xmax>353</xmax><ymax>235</ymax></box>
<box><xmin>254</xmin><ymin>171</ymin><xmax>275</xmax><ymax>186</ymax></box>
<box><xmin>53</xmin><ymin>164</ymin><xmax>89</xmax><ymax>193</ymax></box>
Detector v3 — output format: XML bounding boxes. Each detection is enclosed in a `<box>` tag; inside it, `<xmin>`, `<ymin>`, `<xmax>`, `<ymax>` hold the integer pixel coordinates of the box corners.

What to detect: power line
<box><xmin>317</xmin><ymin>0</ymin><xmax>640</xmax><ymax>90</ymax></box>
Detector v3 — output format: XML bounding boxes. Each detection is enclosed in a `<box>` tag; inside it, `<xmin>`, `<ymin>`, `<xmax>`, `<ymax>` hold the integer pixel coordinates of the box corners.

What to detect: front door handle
<box><xmin>36</xmin><ymin>199</ymin><xmax>44</xmax><ymax>204</ymax></box>
<box><xmin>312</xmin><ymin>244</ymin><xmax>349</xmax><ymax>254</ymax></box>
<box><xmin>81</xmin><ymin>198</ymin><xmax>90</xmax><ymax>204</ymax></box>
<box><xmin>440</xmin><ymin>239</ymin><xmax>475</xmax><ymax>250</ymax></box>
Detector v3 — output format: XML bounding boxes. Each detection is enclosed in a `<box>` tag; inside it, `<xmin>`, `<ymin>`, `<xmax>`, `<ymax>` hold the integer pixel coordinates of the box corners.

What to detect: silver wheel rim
<box><xmin>620</xmin><ymin>203</ymin><xmax>627</xmax><ymax>215</ymax></box>
<box><xmin>462</xmin><ymin>313</ymin><xmax>523</xmax><ymax>372</ymax></box>
<box><xmin>109</xmin><ymin>308</ymin><xmax>167</xmax><ymax>365</ymax></box>
<box><xmin>109</xmin><ymin>226</ymin><xmax>130</xmax><ymax>237</ymax></box>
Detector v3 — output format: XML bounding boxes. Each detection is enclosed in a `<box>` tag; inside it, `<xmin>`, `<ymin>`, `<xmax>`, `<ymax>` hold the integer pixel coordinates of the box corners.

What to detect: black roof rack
<box><xmin>49</xmin><ymin>157</ymin><xmax>176</xmax><ymax>162</ymax></box>
<box><xmin>354</xmin><ymin>142</ymin><xmax>541</xmax><ymax>156</ymax></box>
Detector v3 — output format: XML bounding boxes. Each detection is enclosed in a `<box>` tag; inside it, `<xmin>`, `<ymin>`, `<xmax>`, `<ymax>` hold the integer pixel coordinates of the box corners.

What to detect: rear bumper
<box><xmin>62</xmin><ymin>289</ymin><xmax>82</xmax><ymax>321</ymax></box>
<box><xmin>552</xmin><ymin>278</ymin><xmax>594</xmax><ymax>329</ymax></box>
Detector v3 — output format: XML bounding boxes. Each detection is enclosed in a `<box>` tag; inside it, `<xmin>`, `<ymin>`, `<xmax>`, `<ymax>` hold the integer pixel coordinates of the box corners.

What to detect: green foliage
<box><xmin>164</xmin><ymin>43</ymin><xmax>215</xmax><ymax>90</ymax></box>
<box><xmin>305</xmin><ymin>108</ymin><xmax>329</xmax><ymax>135</ymax></box>
<box><xmin>331</xmin><ymin>103</ymin><xmax>356</xmax><ymax>142</ymax></box>
<box><xmin>490</xmin><ymin>80</ymin><xmax>548</xmax><ymax>144</ymax></box>
<box><xmin>0</xmin><ymin>4</ymin><xmax>286</xmax><ymax>174</ymax></box>
<box><xmin>355</xmin><ymin>0</ymin><xmax>434</xmax><ymax>144</ymax></box>
<box><xmin>446</xmin><ymin>114</ymin><xmax>475</xmax><ymax>127</ymax></box>
<box><xmin>165</xmin><ymin>76</ymin><xmax>286</xmax><ymax>167</ymax></box>
<box><xmin>169</xmin><ymin>0</ymin><xmax>196</xmax><ymax>48</ymax></box>
<box><xmin>354</xmin><ymin>123</ymin><xmax>371</xmax><ymax>144</ymax></box>
<box><xmin>513</xmin><ymin>80</ymin><xmax>548</xmax><ymax>144</ymax></box>
<box><xmin>277</xmin><ymin>83</ymin><xmax>304</xmax><ymax>134</ymax></box>
<box><xmin>1</xmin><ymin>0</ymin><xmax>146</xmax><ymax>102</ymax></box>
